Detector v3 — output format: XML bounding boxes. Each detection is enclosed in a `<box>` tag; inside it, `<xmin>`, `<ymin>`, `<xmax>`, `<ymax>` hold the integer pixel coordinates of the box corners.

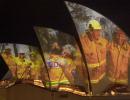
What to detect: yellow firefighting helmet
<box><xmin>4</xmin><ymin>48</ymin><xmax>11</xmax><ymax>52</ymax></box>
<box><xmin>3</xmin><ymin>48</ymin><xmax>11</xmax><ymax>54</ymax></box>
<box><xmin>18</xmin><ymin>50</ymin><xmax>25</xmax><ymax>56</ymax></box>
<box><xmin>88</xmin><ymin>19</ymin><xmax>102</xmax><ymax>30</ymax></box>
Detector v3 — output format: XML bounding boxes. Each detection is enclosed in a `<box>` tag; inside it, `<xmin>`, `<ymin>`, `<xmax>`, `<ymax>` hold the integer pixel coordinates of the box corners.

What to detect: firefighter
<box><xmin>15</xmin><ymin>52</ymin><xmax>31</xmax><ymax>80</ymax></box>
<box><xmin>1</xmin><ymin>48</ymin><xmax>17</xmax><ymax>77</ymax></box>
<box><xmin>108</xmin><ymin>29</ymin><xmax>130</xmax><ymax>84</ymax></box>
<box><xmin>50</xmin><ymin>42</ymin><xmax>61</xmax><ymax>54</ymax></box>
<box><xmin>80</xmin><ymin>19</ymin><xmax>108</xmax><ymax>83</ymax></box>
<box><xmin>29</xmin><ymin>51</ymin><xmax>43</xmax><ymax>80</ymax></box>
<box><xmin>58</xmin><ymin>44</ymin><xmax>77</xmax><ymax>85</ymax></box>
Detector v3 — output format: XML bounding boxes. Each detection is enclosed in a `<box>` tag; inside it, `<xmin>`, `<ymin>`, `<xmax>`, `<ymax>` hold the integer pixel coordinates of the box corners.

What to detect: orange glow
<box><xmin>34</xmin><ymin>80</ymin><xmax>44</xmax><ymax>88</ymax></box>
<box><xmin>59</xmin><ymin>87</ymin><xmax>86</xmax><ymax>96</ymax></box>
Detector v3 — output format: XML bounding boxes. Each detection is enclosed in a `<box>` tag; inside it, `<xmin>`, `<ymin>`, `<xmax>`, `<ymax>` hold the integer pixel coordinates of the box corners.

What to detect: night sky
<box><xmin>0</xmin><ymin>0</ymin><xmax>130</xmax><ymax>46</ymax></box>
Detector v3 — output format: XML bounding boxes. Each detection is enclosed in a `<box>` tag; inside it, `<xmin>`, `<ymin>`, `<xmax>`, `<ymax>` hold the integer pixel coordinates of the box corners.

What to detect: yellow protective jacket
<box><xmin>80</xmin><ymin>33</ymin><xmax>108</xmax><ymax>83</ymax></box>
<box><xmin>15</xmin><ymin>57</ymin><xmax>31</xmax><ymax>79</ymax></box>
<box><xmin>30</xmin><ymin>60</ymin><xmax>43</xmax><ymax>80</ymax></box>
<box><xmin>108</xmin><ymin>42</ymin><xmax>130</xmax><ymax>84</ymax></box>
<box><xmin>46</xmin><ymin>54</ymin><xmax>69</xmax><ymax>87</ymax></box>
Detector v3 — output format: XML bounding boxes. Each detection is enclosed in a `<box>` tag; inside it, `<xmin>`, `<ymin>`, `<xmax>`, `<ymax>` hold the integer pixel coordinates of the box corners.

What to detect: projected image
<box><xmin>34</xmin><ymin>27</ymin><xmax>88</xmax><ymax>96</ymax></box>
<box><xmin>0</xmin><ymin>43</ymin><xmax>45</xmax><ymax>88</ymax></box>
<box><xmin>65</xmin><ymin>1</ymin><xmax>130</xmax><ymax>95</ymax></box>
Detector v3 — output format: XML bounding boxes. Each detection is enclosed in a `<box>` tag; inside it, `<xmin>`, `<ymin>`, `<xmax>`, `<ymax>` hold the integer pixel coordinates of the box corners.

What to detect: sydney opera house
<box><xmin>0</xmin><ymin>0</ymin><xmax>130</xmax><ymax>100</ymax></box>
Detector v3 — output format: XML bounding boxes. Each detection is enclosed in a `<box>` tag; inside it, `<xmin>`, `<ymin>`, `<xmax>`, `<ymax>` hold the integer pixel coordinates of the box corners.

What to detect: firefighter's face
<box><xmin>116</xmin><ymin>34</ymin><xmax>127</xmax><ymax>45</ymax></box>
<box><xmin>19</xmin><ymin>53</ymin><xmax>25</xmax><ymax>59</ymax></box>
<box><xmin>5</xmin><ymin>49</ymin><xmax>11</xmax><ymax>55</ymax></box>
<box><xmin>92</xmin><ymin>29</ymin><xmax>101</xmax><ymax>40</ymax></box>
<box><xmin>62</xmin><ymin>49</ymin><xmax>71</xmax><ymax>57</ymax></box>
<box><xmin>30</xmin><ymin>55</ymin><xmax>36</xmax><ymax>61</ymax></box>
<box><xmin>51</xmin><ymin>42</ymin><xmax>60</xmax><ymax>50</ymax></box>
